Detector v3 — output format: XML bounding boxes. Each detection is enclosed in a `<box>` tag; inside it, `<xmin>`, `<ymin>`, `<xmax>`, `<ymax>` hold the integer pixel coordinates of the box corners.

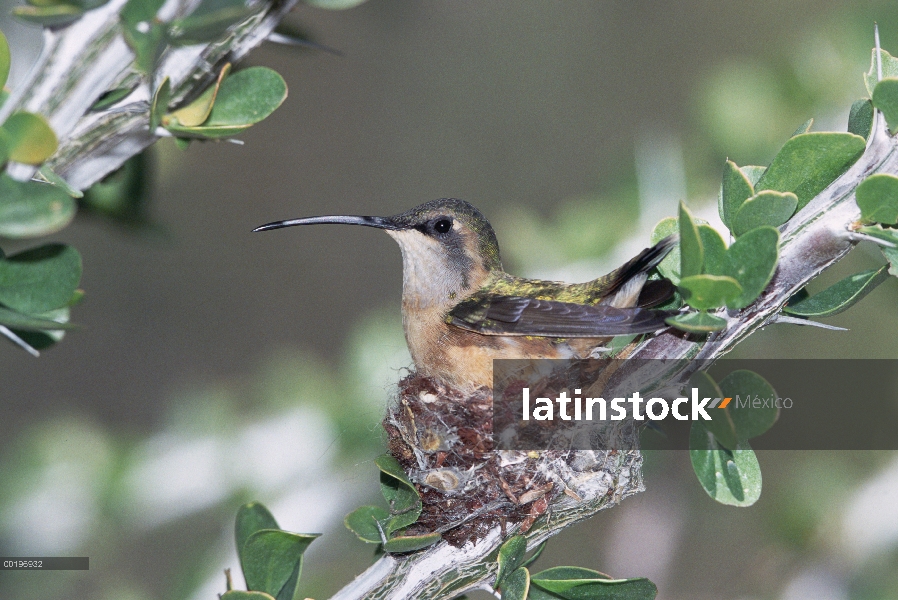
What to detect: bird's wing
<box><xmin>447</xmin><ymin>295</ymin><xmax>674</xmax><ymax>337</ymax></box>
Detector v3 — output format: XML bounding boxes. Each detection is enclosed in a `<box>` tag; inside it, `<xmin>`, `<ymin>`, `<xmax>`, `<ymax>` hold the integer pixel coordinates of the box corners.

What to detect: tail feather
<box><xmin>598</xmin><ymin>234</ymin><xmax>678</xmax><ymax>303</ymax></box>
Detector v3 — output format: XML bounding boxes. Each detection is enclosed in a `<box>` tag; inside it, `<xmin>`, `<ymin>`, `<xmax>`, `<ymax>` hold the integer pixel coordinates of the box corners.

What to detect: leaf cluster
<box><xmin>344</xmin><ymin>454</ymin><xmax>441</xmax><ymax>553</ymax></box>
<box><xmin>492</xmin><ymin>535</ymin><xmax>656</xmax><ymax>600</ymax></box>
<box><xmin>223</xmin><ymin>502</ymin><xmax>321</xmax><ymax>600</ymax></box>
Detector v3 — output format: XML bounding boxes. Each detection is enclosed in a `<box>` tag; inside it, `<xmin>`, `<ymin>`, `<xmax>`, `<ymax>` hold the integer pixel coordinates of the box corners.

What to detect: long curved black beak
<box><xmin>252</xmin><ymin>215</ymin><xmax>398</xmax><ymax>232</ymax></box>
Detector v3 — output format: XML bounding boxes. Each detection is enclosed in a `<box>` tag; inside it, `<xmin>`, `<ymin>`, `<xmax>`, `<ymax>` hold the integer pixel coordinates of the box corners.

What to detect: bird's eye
<box><xmin>433</xmin><ymin>218</ymin><xmax>452</xmax><ymax>234</ymax></box>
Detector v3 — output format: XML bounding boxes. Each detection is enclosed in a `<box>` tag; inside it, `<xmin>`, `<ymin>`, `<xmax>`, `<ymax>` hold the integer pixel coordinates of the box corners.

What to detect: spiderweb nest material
<box><xmin>384</xmin><ymin>372</ymin><xmax>645</xmax><ymax>547</ymax></box>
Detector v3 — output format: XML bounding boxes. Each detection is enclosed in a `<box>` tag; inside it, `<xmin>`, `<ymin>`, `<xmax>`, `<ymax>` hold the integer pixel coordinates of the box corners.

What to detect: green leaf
<box><xmin>740</xmin><ymin>165</ymin><xmax>766</xmax><ymax>187</ymax></box>
<box><xmin>220</xmin><ymin>592</ymin><xmax>276</xmax><ymax>600</ymax></box>
<box><xmin>858</xmin><ymin>225</ymin><xmax>898</xmax><ymax>277</ymax></box>
<box><xmin>375</xmin><ymin>454</ymin><xmax>421</xmax><ymax>532</ymax></box>
<box><xmin>0</xmin><ymin>244</ymin><xmax>82</xmax><ymax>314</ymax></box>
<box><xmin>381</xmin><ymin>532</ymin><xmax>441</xmax><ymax>553</ymax></box>
<box><xmin>242</xmin><ymin>530</ymin><xmax>319</xmax><ymax>598</ymax></box>
<box><xmin>791</xmin><ymin>118</ymin><xmax>813</xmax><ymax>137</ymax></box>
<box><xmin>865</xmin><ymin>48</ymin><xmax>898</xmax><ymax>97</ymax></box>
<box><xmin>0</xmin><ymin>31</ymin><xmax>9</xmax><ymax>90</ymax></box>
<box><xmin>121</xmin><ymin>6</ymin><xmax>168</xmax><ymax>75</ymax></box>
<box><xmin>344</xmin><ymin>505</ymin><xmax>390</xmax><ymax>543</ymax></box>
<box><xmin>755</xmin><ymin>133</ymin><xmax>865</xmax><ymax>210</ymax></box>
<box><xmin>690</xmin><ymin>423</ymin><xmax>761</xmax><ymax>506</ymax></box>
<box><xmin>150</xmin><ymin>77</ymin><xmax>171</xmax><ymax>132</ymax></box>
<box><xmin>848</xmin><ymin>99</ymin><xmax>874</xmax><ymax>139</ymax></box>
<box><xmin>722</xmin><ymin>226</ymin><xmax>780</xmax><ymax>310</ymax></box>
<box><xmin>91</xmin><ymin>84</ymin><xmax>138</xmax><ymax>111</ymax></box>
<box><xmin>689</xmin><ymin>371</ymin><xmax>737</xmax><ymax>450</ymax></box>
<box><xmin>0</xmin><ymin>175</ymin><xmax>76</xmax><ymax>238</ymax></box>
<box><xmin>884</xmin><ymin>245</ymin><xmax>898</xmax><ymax>278</ymax></box>
<box><xmin>650</xmin><ymin>217</ymin><xmax>680</xmax><ymax>284</ymax></box>
<box><xmin>0</xmin><ymin>306</ymin><xmax>76</xmax><ymax>331</ymax></box>
<box><xmin>678</xmin><ymin>274</ymin><xmax>741</xmax><ymax>311</ymax></box>
<box><xmin>783</xmin><ymin>266</ymin><xmax>888</xmax><ymax>318</ymax></box>
<box><xmin>9</xmin><ymin>305</ymin><xmax>70</xmax><ymax>350</ymax></box>
<box><xmin>531</xmin><ymin>567</ymin><xmax>656</xmax><ymax>600</ymax></box>
<box><xmin>665</xmin><ymin>311</ymin><xmax>726</xmax><ymax>334</ymax></box>
<box><xmin>678</xmin><ymin>202</ymin><xmax>702</xmax><ymax>279</ymax></box>
<box><xmin>719</xmin><ymin>160</ymin><xmax>754</xmax><ymax>229</ymax></box>
<box><xmin>718</xmin><ymin>370</ymin><xmax>779</xmax><ymax>441</ymax></box>
<box><xmin>165</xmin><ymin>67</ymin><xmax>287</xmax><ymax>138</ymax></box>
<box><xmin>496</xmin><ymin>535</ymin><xmax>527</xmax><ymax>588</ymax></box>
<box><xmin>2</xmin><ymin>112</ymin><xmax>58</xmax><ymax>165</ymax></box>
<box><xmin>697</xmin><ymin>225</ymin><xmax>727</xmax><ymax>276</ymax></box>
<box><xmin>500</xmin><ymin>567</ymin><xmax>529</xmax><ymax>600</ymax></box>
<box><xmin>856</xmin><ymin>173</ymin><xmax>898</xmax><ymax>225</ymax></box>
<box><xmin>531</xmin><ymin>567</ymin><xmax>611</xmax><ymax>582</ymax></box>
<box><xmin>37</xmin><ymin>166</ymin><xmax>83</xmax><ymax>198</ymax></box>
<box><xmin>731</xmin><ymin>190</ymin><xmax>797</xmax><ymax>236</ymax></box>
<box><xmin>872</xmin><ymin>78</ymin><xmax>898</xmax><ymax>134</ymax></box>
<box><xmin>166</xmin><ymin>64</ymin><xmax>231</xmax><ymax>128</ymax></box>
<box><xmin>236</xmin><ymin>502</ymin><xmax>279</xmax><ymax>575</ymax></box>
<box><xmin>120</xmin><ymin>0</ymin><xmax>165</xmax><ymax>26</ymax></box>
<box><xmin>168</xmin><ymin>5</ymin><xmax>256</xmax><ymax>45</ymax></box>
<box><xmin>12</xmin><ymin>3</ymin><xmax>84</xmax><ymax>26</ymax></box>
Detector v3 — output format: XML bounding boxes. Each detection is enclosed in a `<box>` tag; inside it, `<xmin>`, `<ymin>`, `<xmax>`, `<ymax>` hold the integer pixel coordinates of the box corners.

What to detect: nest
<box><xmin>383</xmin><ymin>373</ymin><xmax>644</xmax><ymax>547</ymax></box>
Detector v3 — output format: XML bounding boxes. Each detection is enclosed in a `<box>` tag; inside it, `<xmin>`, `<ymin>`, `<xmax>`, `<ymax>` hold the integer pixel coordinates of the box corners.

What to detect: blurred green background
<box><xmin>2</xmin><ymin>1</ymin><xmax>898</xmax><ymax>599</ymax></box>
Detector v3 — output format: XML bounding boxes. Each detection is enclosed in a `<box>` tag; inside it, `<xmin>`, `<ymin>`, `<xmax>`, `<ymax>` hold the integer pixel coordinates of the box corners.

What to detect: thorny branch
<box><xmin>330</xmin><ymin>118</ymin><xmax>898</xmax><ymax>600</ymax></box>
<box><xmin>1</xmin><ymin>0</ymin><xmax>299</xmax><ymax>190</ymax></box>
<box><xmin>7</xmin><ymin>4</ymin><xmax>898</xmax><ymax>597</ymax></box>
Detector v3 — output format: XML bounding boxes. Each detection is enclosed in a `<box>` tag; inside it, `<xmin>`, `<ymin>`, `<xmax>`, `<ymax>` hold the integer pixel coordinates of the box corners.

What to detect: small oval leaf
<box><xmin>723</xmin><ymin>226</ymin><xmax>780</xmax><ymax>310</ymax></box>
<box><xmin>0</xmin><ymin>175</ymin><xmax>76</xmax><ymax>238</ymax></box>
<box><xmin>167</xmin><ymin>64</ymin><xmax>231</xmax><ymax>128</ymax></box>
<box><xmin>872</xmin><ymin>78</ymin><xmax>898</xmax><ymax>134</ymax></box>
<box><xmin>12</xmin><ymin>4</ymin><xmax>84</xmax><ymax>26</ymax></box>
<box><xmin>731</xmin><ymin>190</ymin><xmax>797</xmax><ymax>236</ymax></box>
<box><xmin>866</xmin><ymin>48</ymin><xmax>898</xmax><ymax>97</ymax></box>
<box><xmin>679</xmin><ymin>274</ymin><xmax>742</xmax><ymax>311</ymax></box>
<box><xmin>0</xmin><ymin>244</ymin><xmax>82</xmax><ymax>314</ymax></box>
<box><xmin>496</xmin><ymin>535</ymin><xmax>528</xmax><ymax>588</ymax></box>
<box><xmin>0</xmin><ymin>306</ymin><xmax>76</xmax><ymax>331</ymax></box>
<box><xmin>236</xmin><ymin>501</ymin><xmax>279</xmax><ymax>575</ymax></box>
<box><xmin>166</xmin><ymin>67</ymin><xmax>287</xmax><ymax>138</ymax></box>
<box><xmin>678</xmin><ymin>202</ymin><xmax>703</xmax><ymax>279</ymax></box>
<box><xmin>718</xmin><ymin>370</ymin><xmax>779</xmax><ymax>441</ymax></box>
<box><xmin>3</xmin><ymin>112</ymin><xmax>58</xmax><ymax>165</ymax></box>
<box><xmin>698</xmin><ymin>225</ymin><xmax>727</xmax><ymax>276</ymax></box>
<box><xmin>689</xmin><ymin>371</ymin><xmax>737</xmax><ymax>450</ymax></box>
<box><xmin>0</xmin><ymin>30</ymin><xmax>9</xmax><ymax>90</ymax></box>
<box><xmin>783</xmin><ymin>266</ymin><xmax>888</xmax><ymax>318</ymax></box>
<box><xmin>848</xmin><ymin>99</ymin><xmax>874</xmax><ymax>140</ymax></box>
<box><xmin>755</xmin><ymin>132</ymin><xmax>865</xmax><ymax>210</ymax></box>
<box><xmin>856</xmin><ymin>173</ymin><xmax>898</xmax><ymax>225</ymax></box>
<box><xmin>690</xmin><ymin>423</ymin><xmax>761</xmax><ymax>507</ymax></box>
<box><xmin>150</xmin><ymin>77</ymin><xmax>171</xmax><ymax>132</ymax></box>
<box><xmin>719</xmin><ymin>160</ymin><xmax>754</xmax><ymax>229</ymax></box>
<box><xmin>500</xmin><ymin>567</ymin><xmax>530</xmax><ymax>600</ymax></box>
<box><xmin>665</xmin><ymin>311</ymin><xmax>727</xmax><ymax>334</ymax></box>
<box><xmin>344</xmin><ymin>505</ymin><xmax>389</xmax><ymax>543</ymax></box>
<box><xmin>381</xmin><ymin>532</ymin><xmax>441</xmax><ymax>553</ymax></box>
<box><xmin>243</xmin><ymin>530</ymin><xmax>319</xmax><ymax>598</ymax></box>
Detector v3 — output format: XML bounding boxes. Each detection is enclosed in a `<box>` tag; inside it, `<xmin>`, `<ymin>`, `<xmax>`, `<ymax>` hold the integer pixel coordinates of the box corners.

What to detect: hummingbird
<box><xmin>254</xmin><ymin>199</ymin><xmax>677</xmax><ymax>389</ymax></box>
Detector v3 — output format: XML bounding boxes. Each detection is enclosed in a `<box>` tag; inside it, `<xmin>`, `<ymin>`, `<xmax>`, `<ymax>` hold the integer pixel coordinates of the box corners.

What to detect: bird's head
<box><xmin>254</xmin><ymin>198</ymin><xmax>503</xmax><ymax>308</ymax></box>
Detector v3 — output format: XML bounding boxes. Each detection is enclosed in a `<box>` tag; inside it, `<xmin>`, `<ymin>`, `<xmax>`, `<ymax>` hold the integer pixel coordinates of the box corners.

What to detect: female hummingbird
<box><xmin>255</xmin><ymin>198</ymin><xmax>676</xmax><ymax>389</ymax></box>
